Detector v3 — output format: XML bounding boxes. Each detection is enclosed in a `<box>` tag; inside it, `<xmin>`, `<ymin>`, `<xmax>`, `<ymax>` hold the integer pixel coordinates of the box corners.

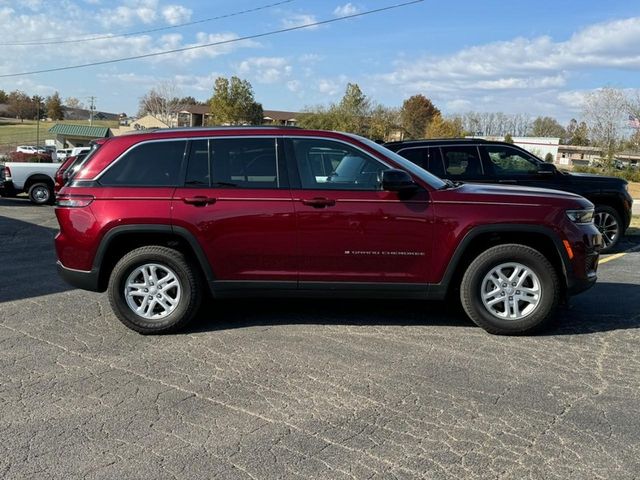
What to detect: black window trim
<box><xmin>181</xmin><ymin>135</ymin><xmax>287</xmax><ymax>190</ymax></box>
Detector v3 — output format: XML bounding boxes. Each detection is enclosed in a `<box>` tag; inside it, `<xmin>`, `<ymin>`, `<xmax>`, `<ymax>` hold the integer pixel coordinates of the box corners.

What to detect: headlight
<box><xmin>566</xmin><ymin>208</ymin><xmax>594</xmax><ymax>224</ymax></box>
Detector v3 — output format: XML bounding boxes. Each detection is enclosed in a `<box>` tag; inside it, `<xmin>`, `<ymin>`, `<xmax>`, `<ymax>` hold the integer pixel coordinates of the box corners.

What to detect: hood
<box><xmin>435</xmin><ymin>182</ymin><xmax>592</xmax><ymax>209</ymax></box>
<box><xmin>565</xmin><ymin>172</ymin><xmax>627</xmax><ymax>184</ymax></box>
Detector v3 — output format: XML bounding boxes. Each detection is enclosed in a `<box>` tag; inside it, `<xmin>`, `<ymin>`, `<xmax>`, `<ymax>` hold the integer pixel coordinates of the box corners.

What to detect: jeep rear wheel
<box><xmin>108</xmin><ymin>246</ymin><xmax>202</xmax><ymax>334</ymax></box>
<box><xmin>460</xmin><ymin>244</ymin><xmax>560</xmax><ymax>335</ymax></box>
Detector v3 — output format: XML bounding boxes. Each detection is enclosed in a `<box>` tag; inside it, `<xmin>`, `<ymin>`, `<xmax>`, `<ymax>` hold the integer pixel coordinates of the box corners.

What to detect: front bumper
<box><xmin>565</xmin><ymin>229</ymin><xmax>601</xmax><ymax>296</ymax></box>
<box><xmin>0</xmin><ymin>179</ymin><xmax>16</xmax><ymax>197</ymax></box>
<box><xmin>56</xmin><ymin>261</ymin><xmax>102</xmax><ymax>292</ymax></box>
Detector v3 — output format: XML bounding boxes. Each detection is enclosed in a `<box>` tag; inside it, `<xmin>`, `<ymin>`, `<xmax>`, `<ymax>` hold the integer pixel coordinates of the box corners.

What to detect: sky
<box><xmin>0</xmin><ymin>0</ymin><xmax>639</xmax><ymax>122</ymax></box>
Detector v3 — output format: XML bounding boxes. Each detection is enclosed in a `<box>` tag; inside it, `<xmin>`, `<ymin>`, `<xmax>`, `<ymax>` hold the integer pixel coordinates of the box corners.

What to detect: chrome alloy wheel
<box><xmin>124</xmin><ymin>263</ymin><xmax>182</xmax><ymax>320</ymax></box>
<box><xmin>594</xmin><ymin>211</ymin><xmax>619</xmax><ymax>249</ymax></box>
<box><xmin>480</xmin><ymin>262</ymin><xmax>541</xmax><ymax>320</ymax></box>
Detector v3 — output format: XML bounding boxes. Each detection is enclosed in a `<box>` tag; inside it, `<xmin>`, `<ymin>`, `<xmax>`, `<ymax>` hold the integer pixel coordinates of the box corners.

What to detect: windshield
<box><xmin>345</xmin><ymin>134</ymin><xmax>447</xmax><ymax>190</ymax></box>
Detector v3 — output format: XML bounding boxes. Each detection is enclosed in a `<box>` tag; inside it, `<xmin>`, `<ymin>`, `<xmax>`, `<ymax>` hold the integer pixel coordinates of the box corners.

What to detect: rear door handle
<box><xmin>301</xmin><ymin>197</ymin><xmax>336</xmax><ymax>208</ymax></box>
<box><xmin>183</xmin><ymin>196</ymin><xmax>217</xmax><ymax>206</ymax></box>
<box><xmin>498</xmin><ymin>179</ymin><xmax>517</xmax><ymax>184</ymax></box>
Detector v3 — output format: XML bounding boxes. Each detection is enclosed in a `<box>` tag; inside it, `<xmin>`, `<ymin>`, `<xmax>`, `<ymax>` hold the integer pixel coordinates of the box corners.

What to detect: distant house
<box><xmin>262</xmin><ymin>110</ymin><xmax>299</xmax><ymax>126</ymax></box>
<box><xmin>111</xmin><ymin>115</ymin><xmax>170</xmax><ymax>136</ymax></box>
<box><xmin>62</xmin><ymin>107</ymin><xmax>119</xmax><ymax>122</ymax></box>
<box><xmin>49</xmin><ymin>123</ymin><xmax>112</xmax><ymax>148</ymax></box>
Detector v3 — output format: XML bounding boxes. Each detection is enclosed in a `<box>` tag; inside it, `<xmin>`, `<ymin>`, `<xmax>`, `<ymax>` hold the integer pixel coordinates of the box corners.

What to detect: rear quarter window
<box><xmin>99</xmin><ymin>140</ymin><xmax>187</xmax><ymax>186</ymax></box>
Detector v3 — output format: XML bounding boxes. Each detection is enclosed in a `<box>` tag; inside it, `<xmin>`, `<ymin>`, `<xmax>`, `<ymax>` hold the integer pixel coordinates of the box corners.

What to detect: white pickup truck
<box><xmin>0</xmin><ymin>161</ymin><xmax>60</xmax><ymax>205</ymax></box>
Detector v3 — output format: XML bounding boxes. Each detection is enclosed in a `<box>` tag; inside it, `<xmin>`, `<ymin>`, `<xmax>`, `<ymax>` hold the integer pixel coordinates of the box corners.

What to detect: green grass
<box><xmin>0</xmin><ymin>119</ymin><xmax>119</xmax><ymax>151</ymax></box>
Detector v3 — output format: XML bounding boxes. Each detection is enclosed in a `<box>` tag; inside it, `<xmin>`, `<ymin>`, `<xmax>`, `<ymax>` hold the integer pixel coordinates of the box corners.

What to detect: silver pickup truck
<box><xmin>0</xmin><ymin>161</ymin><xmax>60</xmax><ymax>205</ymax></box>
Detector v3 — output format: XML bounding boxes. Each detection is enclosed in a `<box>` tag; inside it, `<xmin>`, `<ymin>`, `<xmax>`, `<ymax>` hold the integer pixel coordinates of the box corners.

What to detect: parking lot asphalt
<box><xmin>1</xmin><ymin>197</ymin><xmax>639</xmax><ymax>480</ymax></box>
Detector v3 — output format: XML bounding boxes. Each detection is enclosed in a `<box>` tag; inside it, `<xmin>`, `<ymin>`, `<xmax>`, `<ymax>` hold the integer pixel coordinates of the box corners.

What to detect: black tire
<box><xmin>594</xmin><ymin>205</ymin><xmax>622</xmax><ymax>253</ymax></box>
<box><xmin>28</xmin><ymin>182</ymin><xmax>54</xmax><ymax>205</ymax></box>
<box><xmin>460</xmin><ymin>244</ymin><xmax>560</xmax><ymax>335</ymax></box>
<box><xmin>108</xmin><ymin>246</ymin><xmax>202</xmax><ymax>334</ymax></box>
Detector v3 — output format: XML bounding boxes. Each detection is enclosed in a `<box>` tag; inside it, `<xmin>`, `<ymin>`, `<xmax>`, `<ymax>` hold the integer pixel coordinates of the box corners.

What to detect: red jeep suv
<box><xmin>55</xmin><ymin>127</ymin><xmax>602</xmax><ymax>335</ymax></box>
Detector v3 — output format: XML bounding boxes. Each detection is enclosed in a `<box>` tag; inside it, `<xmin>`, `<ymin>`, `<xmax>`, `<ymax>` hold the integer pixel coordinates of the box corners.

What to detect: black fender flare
<box><xmin>429</xmin><ymin>224</ymin><xmax>571</xmax><ymax>299</ymax></box>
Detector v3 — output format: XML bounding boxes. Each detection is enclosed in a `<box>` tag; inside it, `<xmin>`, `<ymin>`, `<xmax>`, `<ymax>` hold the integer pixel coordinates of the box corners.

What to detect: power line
<box><xmin>0</xmin><ymin>0</ymin><xmax>295</xmax><ymax>46</ymax></box>
<box><xmin>0</xmin><ymin>1</ymin><xmax>423</xmax><ymax>78</ymax></box>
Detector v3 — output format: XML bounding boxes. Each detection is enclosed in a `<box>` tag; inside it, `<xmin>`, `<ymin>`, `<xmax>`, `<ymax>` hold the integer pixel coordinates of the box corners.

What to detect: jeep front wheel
<box><xmin>108</xmin><ymin>246</ymin><xmax>202</xmax><ymax>334</ymax></box>
<box><xmin>460</xmin><ymin>244</ymin><xmax>560</xmax><ymax>335</ymax></box>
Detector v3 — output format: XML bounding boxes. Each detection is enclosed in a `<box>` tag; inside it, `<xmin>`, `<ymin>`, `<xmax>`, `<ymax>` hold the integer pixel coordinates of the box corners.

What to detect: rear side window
<box><xmin>99</xmin><ymin>141</ymin><xmax>186</xmax><ymax>186</ymax></box>
<box><xmin>212</xmin><ymin>138</ymin><xmax>280</xmax><ymax>188</ymax></box>
<box><xmin>440</xmin><ymin>145</ymin><xmax>483</xmax><ymax>178</ymax></box>
<box><xmin>398</xmin><ymin>147</ymin><xmax>445</xmax><ymax>178</ymax></box>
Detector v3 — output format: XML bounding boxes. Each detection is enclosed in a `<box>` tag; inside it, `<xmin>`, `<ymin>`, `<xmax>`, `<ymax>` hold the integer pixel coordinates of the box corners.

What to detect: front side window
<box><xmin>292</xmin><ymin>138</ymin><xmax>388</xmax><ymax>190</ymax></box>
<box><xmin>441</xmin><ymin>145</ymin><xmax>483</xmax><ymax>178</ymax></box>
<box><xmin>485</xmin><ymin>145</ymin><xmax>539</xmax><ymax>176</ymax></box>
<box><xmin>99</xmin><ymin>140</ymin><xmax>186</xmax><ymax>186</ymax></box>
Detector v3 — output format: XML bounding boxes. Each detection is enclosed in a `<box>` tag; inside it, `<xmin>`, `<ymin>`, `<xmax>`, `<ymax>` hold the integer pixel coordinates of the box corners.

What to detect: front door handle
<box><xmin>183</xmin><ymin>196</ymin><xmax>217</xmax><ymax>206</ymax></box>
<box><xmin>498</xmin><ymin>179</ymin><xmax>517</xmax><ymax>184</ymax></box>
<box><xmin>301</xmin><ymin>197</ymin><xmax>336</xmax><ymax>208</ymax></box>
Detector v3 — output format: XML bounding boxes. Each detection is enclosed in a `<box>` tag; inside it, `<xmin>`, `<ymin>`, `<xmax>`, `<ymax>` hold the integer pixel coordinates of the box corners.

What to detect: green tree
<box><xmin>544</xmin><ymin>153</ymin><xmax>554</xmax><ymax>163</ymax></box>
<box><xmin>566</xmin><ymin>119</ymin><xmax>589</xmax><ymax>145</ymax></box>
<box><xmin>209</xmin><ymin>76</ymin><xmax>263</xmax><ymax>125</ymax></box>
<box><xmin>334</xmin><ymin>83</ymin><xmax>370</xmax><ymax>135</ymax></box>
<box><xmin>0</xmin><ymin>89</ymin><xmax>8</xmax><ymax>104</ymax></box>
<box><xmin>504</xmin><ymin>133</ymin><xmax>514</xmax><ymax>143</ymax></box>
<box><xmin>531</xmin><ymin>116</ymin><xmax>566</xmax><ymax>138</ymax></box>
<box><xmin>368</xmin><ymin>105</ymin><xmax>400</xmax><ymax>142</ymax></box>
<box><xmin>400</xmin><ymin>94</ymin><xmax>440</xmax><ymax>139</ymax></box>
<box><xmin>45</xmin><ymin>91</ymin><xmax>64</xmax><ymax>120</ymax></box>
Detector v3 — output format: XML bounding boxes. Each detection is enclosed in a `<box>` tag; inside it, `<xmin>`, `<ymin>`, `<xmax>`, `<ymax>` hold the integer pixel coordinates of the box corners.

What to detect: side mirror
<box><xmin>537</xmin><ymin>163</ymin><xmax>555</xmax><ymax>174</ymax></box>
<box><xmin>381</xmin><ymin>169</ymin><xmax>418</xmax><ymax>192</ymax></box>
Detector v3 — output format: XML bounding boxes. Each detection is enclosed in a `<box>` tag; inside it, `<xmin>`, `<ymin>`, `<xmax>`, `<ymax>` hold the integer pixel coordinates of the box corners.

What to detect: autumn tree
<box><xmin>368</xmin><ymin>105</ymin><xmax>400</xmax><ymax>142</ymax></box>
<box><xmin>209</xmin><ymin>76</ymin><xmax>263</xmax><ymax>125</ymax></box>
<box><xmin>566</xmin><ymin>119</ymin><xmax>589</xmax><ymax>146</ymax></box>
<box><xmin>531</xmin><ymin>116</ymin><xmax>566</xmax><ymax>139</ymax></box>
<box><xmin>425</xmin><ymin>114</ymin><xmax>464</xmax><ymax>138</ymax></box>
<box><xmin>45</xmin><ymin>92</ymin><xmax>64</xmax><ymax>120</ymax></box>
<box><xmin>7</xmin><ymin>90</ymin><xmax>33</xmax><ymax>122</ymax></box>
<box><xmin>400</xmin><ymin>94</ymin><xmax>440</xmax><ymax>139</ymax></box>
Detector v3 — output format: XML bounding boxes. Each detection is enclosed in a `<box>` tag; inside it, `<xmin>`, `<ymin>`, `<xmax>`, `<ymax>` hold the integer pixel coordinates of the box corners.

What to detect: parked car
<box><xmin>0</xmin><ymin>161</ymin><xmax>59</xmax><ymax>204</ymax></box>
<box><xmin>56</xmin><ymin>149</ymin><xmax>73</xmax><ymax>161</ymax></box>
<box><xmin>16</xmin><ymin>145</ymin><xmax>46</xmax><ymax>154</ymax></box>
<box><xmin>55</xmin><ymin>127</ymin><xmax>602</xmax><ymax>335</ymax></box>
<box><xmin>54</xmin><ymin>140</ymin><xmax>105</xmax><ymax>193</ymax></box>
<box><xmin>384</xmin><ymin>139</ymin><xmax>633</xmax><ymax>252</ymax></box>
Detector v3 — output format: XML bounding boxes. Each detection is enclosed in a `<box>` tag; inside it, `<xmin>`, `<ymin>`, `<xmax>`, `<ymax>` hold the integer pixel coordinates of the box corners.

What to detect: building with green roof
<box><xmin>49</xmin><ymin>123</ymin><xmax>112</xmax><ymax>149</ymax></box>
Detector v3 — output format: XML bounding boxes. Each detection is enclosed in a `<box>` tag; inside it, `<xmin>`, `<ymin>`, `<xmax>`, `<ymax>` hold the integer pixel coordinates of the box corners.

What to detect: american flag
<box><xmin>629</xmin><ymin>114</ymin><xmax>640</xmax><ymax>129</ymax></box>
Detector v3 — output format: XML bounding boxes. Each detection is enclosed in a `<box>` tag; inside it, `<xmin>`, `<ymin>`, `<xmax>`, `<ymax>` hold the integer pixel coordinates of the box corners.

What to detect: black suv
<box><xmin>384</xmin><ymin>139</ymin><xmax>633</xmax><ymax>252</ymax></box>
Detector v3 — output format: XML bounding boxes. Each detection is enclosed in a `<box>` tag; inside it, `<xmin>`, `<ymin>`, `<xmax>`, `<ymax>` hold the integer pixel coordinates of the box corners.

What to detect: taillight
<box><xmin>56</xmin><ymin>194</ymin><xmax>94</xmax><ymax>207</ymax></box>
<box><xmin>3</xmin><ymin>166</ymin><xmax>11</xmax><ymax>181</ymax></box>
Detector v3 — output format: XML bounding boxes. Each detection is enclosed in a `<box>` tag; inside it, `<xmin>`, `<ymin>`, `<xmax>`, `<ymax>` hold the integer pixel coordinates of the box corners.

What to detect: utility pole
<box><xmin>36</xmin><ymin>99</ymin><xmax>40</xmax><ymax>147</ymax></box>
<box><xmin>88</xmin><ymin>96</ymin><xmax>96</xmax><ymax>125</ymax></box>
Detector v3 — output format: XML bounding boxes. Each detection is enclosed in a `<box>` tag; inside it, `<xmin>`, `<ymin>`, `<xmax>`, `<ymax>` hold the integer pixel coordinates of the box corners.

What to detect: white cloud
<box><xmin>281</xmin><ymin>13</ymin><xmax>318</xmax><ymax>30</ymax></box>
<box><xmin>286</xmin><ymin>80</ymin><xmax>302</xmax><ymax>93</ymax></box>
<box><xmin>237</xmin><ymin>57</ymin><xmax>292</xmax><ymax>83</ymax></box>
<box><xmin>333</xmin><ymin>3</ymin><xmax>360</xmax><ymax>16</ymax></box>
<box><xmin>162</xmin><ymin>4</ymin><xmax>191</xmax><ymax>25</ymax></box>
<box><xmin>376</xmin><ymin>16</ymin><xmax>640</xmax><ymax>117</ymax></box>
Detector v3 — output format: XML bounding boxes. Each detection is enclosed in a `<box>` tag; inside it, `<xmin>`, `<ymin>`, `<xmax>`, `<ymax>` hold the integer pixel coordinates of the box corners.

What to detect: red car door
<box><xmin>172</xmin><ymin>137</ymin><xmax>297</xmax><ymax>285</ymax></box>
<box><xmin>286</xmin><ymin>137</ymin><xmax>433</xmax><ymax>285</ymax></box>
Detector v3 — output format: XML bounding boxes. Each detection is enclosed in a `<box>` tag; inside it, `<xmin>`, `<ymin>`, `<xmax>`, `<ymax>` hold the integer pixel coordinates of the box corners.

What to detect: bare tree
<box><xmin>461</xmin><ymin>112</ymin><xmax>530</xmax><ymax>137</ymax></box>
<box><xmin>137</xmin><ymin>81</ymin><xmax>186</xmax><ymax>126</ymax></box>
<box><xmin>65</xmin><ymin>97</ymin><xmax>84</xmax><ymax>109</ymax></box>
<box><xmin>582</xmin><ymin>87</ymin><xmax>627</xmax><ymax>164</ymax></box>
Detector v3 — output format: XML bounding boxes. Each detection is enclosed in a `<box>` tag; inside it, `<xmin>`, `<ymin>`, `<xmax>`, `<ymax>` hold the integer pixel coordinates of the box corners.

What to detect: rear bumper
<box><xmin>56</xmin><ymin>261</ymin><xmax>102</xmax><ymax>292</ymax></box>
